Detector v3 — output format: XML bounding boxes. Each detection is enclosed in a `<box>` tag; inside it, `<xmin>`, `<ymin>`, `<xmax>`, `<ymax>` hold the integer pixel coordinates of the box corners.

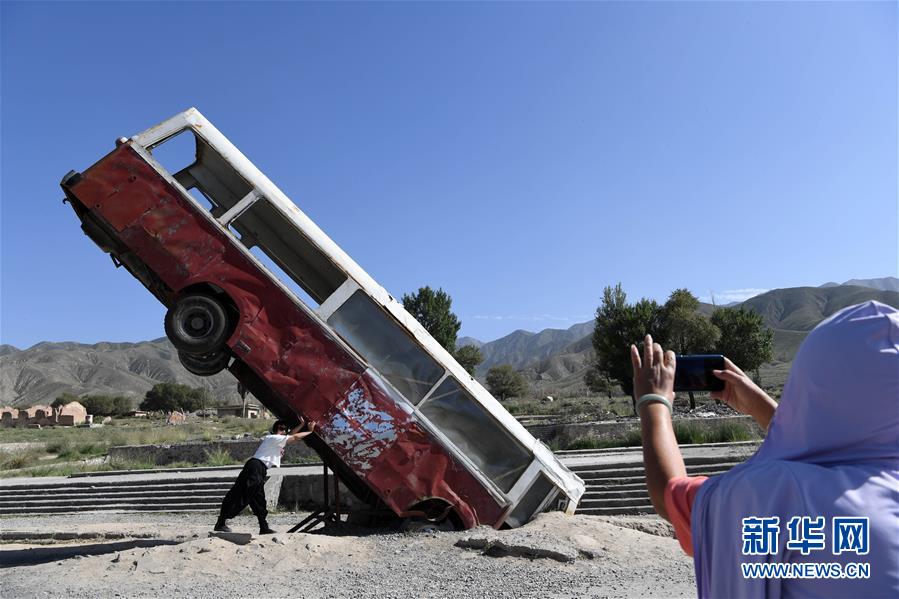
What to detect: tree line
<box><xmin>53</xmin><ymin>392</ymin><xmax>133</xmax><ymax>417</ymax></box>
<box><xmin>402</xmin><ymin>283</ymin><xmax>773</xmax><ymax>408</ymax></box>
<box><xmin>53</xmin><ymin>383</ymin><xmax>216</xmax><ymax>416</ymax></box>
<box><xmin>587</xmin><ymin>284</ymin><xmax>773</xmax><ymax>412</ymax></box>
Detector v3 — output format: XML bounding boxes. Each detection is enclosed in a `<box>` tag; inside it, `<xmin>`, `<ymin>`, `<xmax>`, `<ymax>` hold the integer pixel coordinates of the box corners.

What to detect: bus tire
<box><xmin>165</xmin><ymin>293</ymin><xmax>232</xmax><ymax>355</ymax></box>
<box><xmin>178</xmin><ymin>350</ymin><xmax>230</xmax><ymax>376</ymax></box>
<box><xmin>400</xmin><ymin>517</ymin><xmax>456</xmax><ymax>533</ymax></box>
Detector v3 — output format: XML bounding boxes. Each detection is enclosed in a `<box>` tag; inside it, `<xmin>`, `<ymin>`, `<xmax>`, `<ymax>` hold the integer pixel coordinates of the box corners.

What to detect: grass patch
<box><xmin>44</xmin><ymin>438</ymin><xmax>106</xmax><ymax>459</ymax></box>
<box><xmin>1</xmin><ymin>456</ymin><xmax>174</xmax><ymax>478</ymax></box>
<box><xmin>565</xmin><ymin>429</ymin><xmax>643</xmax><ymax>450</ymax></box>
<box><xmin>283</xmin><ymin>454</ymin><xmax>325</xmax><ymax>465</ymax></box>
<box><xmin>0</xmin><ymin>417</ymin><xmax>275</xmax><ymax>478</ymax></box>
<box><xmin>673</xmin><ymin>421</ymin><xmax>760</xmax><ymax>444</ymax></box>
<box><xmin>0</xmin><ymin>448</ymin><xmax>45</xmax><ymax>470</ymax></box>
<box><xmin>107</xmin><ymin>457</ymin><xmax>159</xmax><ymax>471</ymax></box>
<box><xmin>0</xmin><ymin>417</ymin><xmax>270</xmax><ymax>446</ymax></box>
<box><xmin>3</xmin><ymin>458</ymin><xmax>145</xmax><ymax>478</ymax></box>
<box><xmin>503</xmin><ymin>394</ymin><xmax>635</xmax><ymax>420</ymax></box>
<box><xmin>204</xmin><ymin>448</ymin><xmax>238</xmax><ymax>467</ymax></box>
<box><xmin>563</xmin><ymin>420</ymin><xmax>761</xmax><ymax>450</ymax></box>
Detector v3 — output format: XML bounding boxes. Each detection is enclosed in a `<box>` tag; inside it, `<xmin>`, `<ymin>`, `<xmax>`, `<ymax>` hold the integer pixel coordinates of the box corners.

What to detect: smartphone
<box><xmin>674</xmin><ymin>354</ymin><xmax>725</xmax><ymax>392</ymax></box>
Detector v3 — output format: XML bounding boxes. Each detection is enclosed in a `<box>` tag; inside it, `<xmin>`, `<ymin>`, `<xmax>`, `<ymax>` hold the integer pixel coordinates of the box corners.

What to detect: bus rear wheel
<box><xmin>178</xmin><ymin>350</ymin><xmax>231</xmax><ymax>376</ymax></box>
<box><xmin>165</xmin><ymin>293</ymin><xmax>233</xmax><ymax>355</ymax></box>
<box><xmin>400</xmin><ymin>499</ymin><xmax>460</xmax><ymax>532</ymax></box>
<box><xmin>400</xmin><ymin>518</ymin><xmax>456</xmax><ymax>533</ymax></box>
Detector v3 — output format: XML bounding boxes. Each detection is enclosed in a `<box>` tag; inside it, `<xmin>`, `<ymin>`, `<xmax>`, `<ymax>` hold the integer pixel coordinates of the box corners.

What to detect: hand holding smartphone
<box><xmin>674</xmin><ymin>354</ymin><xmax>726</xmax><ymax>392</ymax></box>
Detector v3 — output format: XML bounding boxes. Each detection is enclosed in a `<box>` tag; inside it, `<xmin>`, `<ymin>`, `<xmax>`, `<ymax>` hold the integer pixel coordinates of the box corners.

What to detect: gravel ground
<box><xmin>0</xmin><ymin>511</ymin><xmax>695</xmax><ymax>598</ymax></box>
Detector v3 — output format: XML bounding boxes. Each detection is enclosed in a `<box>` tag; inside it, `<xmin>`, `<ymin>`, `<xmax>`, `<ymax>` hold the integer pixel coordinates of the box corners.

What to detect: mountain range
<box><xmin>820</xmin><ymin>277</ymin><xmax>899</xmax><ymax>292</ymax></box>
<box><xmin>465</xmin><ymin>275</ymin><xmax>896</xmax><ymax>348</ymax></box>
<box><xmin>1</xmin><ymin>277</ymin><xmax>896</xmax><ymax>407</ymax></box>
<box><xmin>0</xmin><ymin>339</ymin><xmax>240</xmax><ymax>408</ymax></box>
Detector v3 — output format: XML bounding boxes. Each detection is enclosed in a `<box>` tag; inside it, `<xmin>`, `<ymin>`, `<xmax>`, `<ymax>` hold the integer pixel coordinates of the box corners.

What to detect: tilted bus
<box><xmin>61</xmin><ymin>108</ymin><xmax>585</xmax><ymax>529</ymax></box>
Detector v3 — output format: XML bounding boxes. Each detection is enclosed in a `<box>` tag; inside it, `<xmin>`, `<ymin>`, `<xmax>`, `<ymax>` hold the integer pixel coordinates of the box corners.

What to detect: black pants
<box><xmin>218</xmin><ymin>458</ymin><xmax>268</xmax><ymax>526</ymax></box>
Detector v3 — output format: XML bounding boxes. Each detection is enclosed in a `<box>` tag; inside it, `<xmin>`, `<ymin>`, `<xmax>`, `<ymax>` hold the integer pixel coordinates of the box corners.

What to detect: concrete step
<box><xmin>0</xmin><ymin>489</ymin><xmax>229</xmax><ymax>503</ymax></box>
<box><xmin>577</xmin><ymin>497</ymin><xmax>653</xmax><ymax>509</ymax></box>
<box><xmin>581</xmin><ymin>479</ymin><xmax>649</xmax><ymax>487</ymax></box>
<box><xmin>580</xmin><ymin>474</ymin><xmax>726</xmax><ymax>488</ymax></box>
<box><xmin>573</xmin><ymin>462</ymin><xmax>739</xmax><ymax>480</ymax></box>
<box><xmin>557</xmin><ymin>441</ymin><xmax>760</xmax><ymax>457</ymax></box>
<box><xmin>575</xmin><ymin>505</ymin><xmax>656</xmax><ymax>516</ymax></box>
<box><xmin>584</xmin><ymin>481</ymin><xmax>647</xmax><ymax>491</ymax></box>
<box><xmin>582</xmin><ymin>489</ymin><xmax>649</xmax><ymax>500</ymax></box>
<box><xmin>0</xmin><ymin>475</ymin><xmax>236</xmax><ymax>515</ymax></box>
<box><xmin>0</xmin><ymin>451</ymin><xmax>745</xmax><ymax>516</ymax></box>
<box><xmin>1</xmin><ymin>483</ymin><xmax>232</xmax><ymax>497</ymax></box>
<box><xmin>0</xmin><ymin>502</ymin><xmax>221</xmax><ymax>515</ymax></box>
<box><xmin>0</xmin><ymin>477</ymin><xmax>237</xmax><ymax>492</ymax></box>
<box><xmin>570</xmin><ymin>460</ymin><xmax>744</xmax><ymax>514</ymax></box>
<box><xmin>569</xmin><ymin>462</ymin><xmax>644</xmax><ymax>473</ymax></box>
<box><xmin>567</xmin><ymin>453</ymin><xmax>742</xmax><ymax>470</ymax></box>
<box><xmin>568</xmin><ymin>455</ymin><xmax>740</xmax><ymax>473</ymax></box>
<box><xmin>0</xmin><ymin>494</ymin><xmax>225</xmax><ymax>508</ymax></box>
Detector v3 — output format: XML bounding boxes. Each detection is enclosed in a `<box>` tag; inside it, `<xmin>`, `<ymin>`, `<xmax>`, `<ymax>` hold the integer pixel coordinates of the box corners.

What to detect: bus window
<box><xmin>327</xmin><ymin>291</ymin><xmax>444</xmax><ymax>403</ymax></box>
<box><xmin>419</xmin><ymin>377</ymin><xmax>531</xmax><ymax>492</ymax></box>
<box><xmin>148</xmin><ymin>128</ymin><xmax>254</xmax><ymax>223</ymax></box>
<box><xmin>148</xmin><ymin>129</ymin><xmax>240</xmax><ymax>214</ymax></box>
<box><xmin>187</xmin><ymin>187</ymin><xmax>215</xmax><ymax>213</ymax></box>
<box><xmin>148</xmin><ymin>129</ymin><xmax>197</xmax><ymax>180</ymax></box>
<box><xmin>249</xmin><ymin>246</ymin><xmax>322</xmax><ymax>310</ymax></box>
<box><xmin>189</xmin><ymin>134</ymin><xmax>255</xmax><ymax>214</ymax></box>
<box><xmin>232</xmin><ymin>199</ymin><xmax>346</xmax><ymax>306</ymax></box>
<box><xmin>148</xmin><ymin>127</ymin><xmax>346</xmax><ymax>310</ymax></box>
<box><xmin>505</xmin><ymin>474</ymin><xmax>558</xmax><ymax>528</ymax></box>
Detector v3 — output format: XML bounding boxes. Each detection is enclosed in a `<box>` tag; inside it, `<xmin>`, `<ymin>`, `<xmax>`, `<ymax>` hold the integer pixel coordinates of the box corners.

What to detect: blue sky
<box><xmin>1</xmin><ymin>1</ymin><xmax>896</xmax><ymax>349</ymax></box>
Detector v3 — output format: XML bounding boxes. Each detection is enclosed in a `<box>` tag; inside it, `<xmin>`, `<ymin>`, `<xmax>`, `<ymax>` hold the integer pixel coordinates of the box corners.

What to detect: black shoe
<box><xmin>214</xmin><ymin>521</ymin><xmax>232</xmax><ymax>533</ymax></box>
<box><xmin>259</xmin><ymin>525</ymin><xmax>276</xmax><ymax>535</ymax></box>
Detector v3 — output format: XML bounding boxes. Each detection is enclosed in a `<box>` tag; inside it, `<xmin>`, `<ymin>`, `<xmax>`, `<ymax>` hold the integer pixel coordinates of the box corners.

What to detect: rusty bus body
<box><xmin>61</xmin><ymin>108</ymin><xmax>584</xmax><ymax>529</ymax></box>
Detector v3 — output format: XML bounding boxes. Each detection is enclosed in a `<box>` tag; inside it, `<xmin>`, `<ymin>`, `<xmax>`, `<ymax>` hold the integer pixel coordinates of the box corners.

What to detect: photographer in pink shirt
<box><xmin>633</xmin><ymin>301</ymin><xmax>898</xmax><ymax>598</ymax></box>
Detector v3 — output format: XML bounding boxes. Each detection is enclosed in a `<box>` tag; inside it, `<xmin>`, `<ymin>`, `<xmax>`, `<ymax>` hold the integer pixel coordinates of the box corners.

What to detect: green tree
<box><xmin>486</xmin><ymin>364</ymin><xmax>528</xmax><ymax>400</ymax></box>
<box><xmin>140</xmin><ymin>383</ymin><xmax>210</xmax><ymax>413</ymax></box>
<box><xmin>402</xmin><ymin>286</ymin><xmax>461</xmax><ymax>353</ymax></box>
<box><xmin>181</xmin><ymin>387</ymin><xmax>213</xmax><ymax>412</ymax></box>
<box><xmin>80</xmin><ymin>394</ymin><xmax>133</xmax><ymax>416</ymax></box>
<box><xmin>140</xmin><ymin>386</ymin><xmax>179</xmax><ymax>412</ymax></box>
<box><xmin>584</xmin><ymin>367</ymin><xmax>620</xmax><ymax>400</ymax></box>
<box><xmin>116</xmin><ymin>396</ymin><xmax>134</xmax><ymax>414</ymax></box>
<box><xmin>588</xmin><ymin>284</ymin><xmax>664</xmax><ymax>414</ymax></box>
<box><xmin>661</xmin><ymin>289</ymin><xmax>720</xmax><ymax>409</ymax></box>
<box><xmin>52</xmin><ymin>393</ymin><xmax>80</xmax><ymax>409</ymax></box>
<box><xmin>711</xmin><ymin>307</ymin><xmax>774</xmax><ymax>383</ymax></box>
<box><xmin>454</xmin><ymin>344</ymin><xmax>483</xmax><ymax>376</ymax></box>
<box><xmin>80</xmin><ymin>395</ymin><xmax>111</xmax><ymax>416</ymax></box>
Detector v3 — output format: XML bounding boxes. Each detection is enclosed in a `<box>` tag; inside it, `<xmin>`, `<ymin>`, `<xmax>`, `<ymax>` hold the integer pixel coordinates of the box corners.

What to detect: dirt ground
<box><xmin>0</xmin><ymin>511</ymin><xmax>695</xmax><ymax>598</ymax></box>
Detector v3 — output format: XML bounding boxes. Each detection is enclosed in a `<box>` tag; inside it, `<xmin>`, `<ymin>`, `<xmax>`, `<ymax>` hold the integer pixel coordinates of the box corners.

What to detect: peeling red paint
<box><xmin>62</xmin><ymin>144</ymin><xmax>506</xmax><ymax>529</ymax></box>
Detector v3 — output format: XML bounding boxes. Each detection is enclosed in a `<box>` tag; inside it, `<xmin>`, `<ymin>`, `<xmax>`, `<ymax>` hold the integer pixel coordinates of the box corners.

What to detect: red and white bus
<box><xmin>62</xmin><ymin>108</ymin><xmax>585</xmax><ymax>529</ymax></box>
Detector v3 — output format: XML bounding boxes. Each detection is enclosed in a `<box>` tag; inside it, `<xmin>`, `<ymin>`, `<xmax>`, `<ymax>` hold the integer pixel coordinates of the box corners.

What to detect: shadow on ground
<box><xmin>0</xmin><ymin>539</ymin><xmax>181</xmax><ymax>568</ymax></box>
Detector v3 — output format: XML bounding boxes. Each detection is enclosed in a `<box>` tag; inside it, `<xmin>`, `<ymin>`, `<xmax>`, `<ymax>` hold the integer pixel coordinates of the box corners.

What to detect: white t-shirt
<box><xmin>252</xmin><ymin>434</ymin><xmax>289</xmax><ymax>468</ymax></box>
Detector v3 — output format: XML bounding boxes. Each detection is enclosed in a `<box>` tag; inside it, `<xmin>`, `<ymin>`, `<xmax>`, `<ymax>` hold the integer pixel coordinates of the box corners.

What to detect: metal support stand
<box><xmin>288</xmin><ymin>462</ymin><xmax>341</xmax><ymax>533</ymax></box>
